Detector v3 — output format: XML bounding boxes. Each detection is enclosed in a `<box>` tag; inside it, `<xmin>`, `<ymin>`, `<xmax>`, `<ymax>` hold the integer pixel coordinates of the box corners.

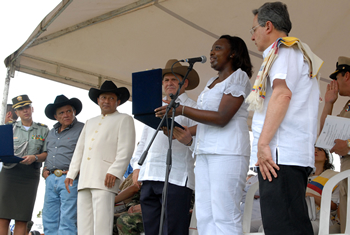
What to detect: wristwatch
<box><xmin>347</xmin><ymin>140</ymin><xmax>350</xmax><ymax>148</ymax></box>
<box><xmin>34</xmin><ymin>154</ymin><xmax>38</xmax><ymax>162</ymax></box>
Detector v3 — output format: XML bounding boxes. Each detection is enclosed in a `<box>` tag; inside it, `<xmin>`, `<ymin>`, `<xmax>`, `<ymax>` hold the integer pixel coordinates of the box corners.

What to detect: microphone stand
<box><xmin>138</xmin><ymin>61</ymin><xmax>195</xmax><ymax>235</ymax></box>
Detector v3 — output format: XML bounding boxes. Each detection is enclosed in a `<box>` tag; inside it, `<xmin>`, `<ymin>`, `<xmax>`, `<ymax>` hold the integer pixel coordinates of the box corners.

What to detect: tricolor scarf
<box><xmin>307</xmin><ymin>169</ymin><xmax>338</xmax><ymax>197</ymax></box>
<box><xmin>246</xmin><ymin>37</ymin><xmax>324</xmax><ymax>112</ymax></box>
<box><xmin>346</xmin><ymin>101</ymin><xmax>350</xmax><ymax>112</ymax></box>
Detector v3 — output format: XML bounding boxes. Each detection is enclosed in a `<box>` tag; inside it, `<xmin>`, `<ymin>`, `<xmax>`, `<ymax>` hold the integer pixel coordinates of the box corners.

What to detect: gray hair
<box><xmin>252</xmin><ymin>1</ymin><xmax>292</xmax><ymax>35</ymax></box>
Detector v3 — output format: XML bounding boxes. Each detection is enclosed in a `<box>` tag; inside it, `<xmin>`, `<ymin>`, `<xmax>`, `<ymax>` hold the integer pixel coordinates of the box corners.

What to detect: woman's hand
<box><xmin>155</xmin><ymin>100</ymin><xmax>182</xmax><ymax>118</ymax></box>
<box><xmin>305</xmin><ymin>192</ymin><xmax>316</xmax><ymax>198</ymax></box>
<box><xmin>20</xmin><ymin>155</ymin><xmax>36</xmax><ymax>165</ymax></box>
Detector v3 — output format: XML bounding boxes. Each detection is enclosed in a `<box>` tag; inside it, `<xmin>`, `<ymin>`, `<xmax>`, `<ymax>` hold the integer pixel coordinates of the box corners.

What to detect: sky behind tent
<box><xmin>0</xmin><ymin>1</ymin><xmax>146</xmax><ymax>228</ymax></box>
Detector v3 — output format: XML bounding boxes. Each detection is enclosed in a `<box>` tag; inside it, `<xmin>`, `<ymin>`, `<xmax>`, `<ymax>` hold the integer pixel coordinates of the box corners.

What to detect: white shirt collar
<box><xmin>263</xmin><ymin>43</ymin><xmax>274</xmax><ymax>58</ymax></box>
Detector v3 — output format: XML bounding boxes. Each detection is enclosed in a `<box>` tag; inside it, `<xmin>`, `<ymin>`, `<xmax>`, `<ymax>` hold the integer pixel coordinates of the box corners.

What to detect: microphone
<box><xmin>180</xmin><ymin>56</ymin><xmax>207</xmax><ymax>64</ymax></box>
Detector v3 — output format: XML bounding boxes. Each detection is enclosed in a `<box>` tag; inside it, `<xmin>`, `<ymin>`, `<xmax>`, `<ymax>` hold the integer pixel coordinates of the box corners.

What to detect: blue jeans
<box><xmin>43</xmin><ymin>174</ymin><xmax>78</xmax><ymax>235</ymax></box>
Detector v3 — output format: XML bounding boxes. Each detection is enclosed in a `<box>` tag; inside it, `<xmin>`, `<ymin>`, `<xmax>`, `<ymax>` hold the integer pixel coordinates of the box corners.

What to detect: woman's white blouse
<box><xmin>194</xmin><ymin>68</ymin><xmax>251</xmax><ymax>156</ymax></box>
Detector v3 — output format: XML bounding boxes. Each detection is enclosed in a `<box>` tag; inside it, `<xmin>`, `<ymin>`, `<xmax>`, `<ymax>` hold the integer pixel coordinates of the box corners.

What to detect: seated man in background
<box><xmin>113</xmin><ymin>172</ymin><xmax>143</xmax><ymax>235</ymax></box>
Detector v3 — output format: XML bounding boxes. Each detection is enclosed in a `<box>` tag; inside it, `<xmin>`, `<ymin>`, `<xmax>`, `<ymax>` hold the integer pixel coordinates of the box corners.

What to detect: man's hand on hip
<box><xmin>256</xmin><ymin>144</ymin><xmax>279</xmax><ymax>182</ymax></box>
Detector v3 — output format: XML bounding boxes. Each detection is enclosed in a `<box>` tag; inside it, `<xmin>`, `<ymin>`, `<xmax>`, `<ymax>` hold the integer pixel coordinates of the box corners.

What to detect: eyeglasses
<box><xmin>250</xmin><ymin>25</ymin><xmax>260</xmax><ymax>35</ymax></box>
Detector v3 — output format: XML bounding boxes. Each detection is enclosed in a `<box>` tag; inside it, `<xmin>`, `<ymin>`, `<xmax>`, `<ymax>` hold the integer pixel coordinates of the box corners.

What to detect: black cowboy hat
<box><xmin>88</xmin><ymin>80</ymin><xmax>130</xmax><ymax>105</ymax></box>
<box><xmin>45</xmin><ymin>95</ymin><xmax>82</xmax><ymax>120</ymax></box>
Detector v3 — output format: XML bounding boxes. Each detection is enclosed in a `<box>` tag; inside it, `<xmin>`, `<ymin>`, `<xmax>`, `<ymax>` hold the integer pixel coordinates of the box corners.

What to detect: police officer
<box><xmin>0</xmin><ymin>95</ymin><xmax>49</xmax><ymax>235</ymax></box>
<box><xmin>320</xmin><ymin>56</ymin><xmax>350</xmax><ymax>233</ymax></box>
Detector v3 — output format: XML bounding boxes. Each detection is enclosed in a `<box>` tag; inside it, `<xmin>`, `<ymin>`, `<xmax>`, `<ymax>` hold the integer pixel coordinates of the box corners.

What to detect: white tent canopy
<box><xmin>3</xmin><ymin>0</ymin><xmax>350</xmax><ymax>127</ymax></box>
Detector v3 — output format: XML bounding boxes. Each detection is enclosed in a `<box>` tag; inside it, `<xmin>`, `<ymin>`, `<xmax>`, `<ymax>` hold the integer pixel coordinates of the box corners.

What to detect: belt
<box><xmin>49</xmin><ymin>169</ymin><xmax>68</xmax><ymax>177</ymax></box>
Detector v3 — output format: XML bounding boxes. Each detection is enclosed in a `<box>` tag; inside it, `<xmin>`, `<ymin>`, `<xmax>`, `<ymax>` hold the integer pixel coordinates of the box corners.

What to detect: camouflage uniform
<box><xmin>113</xmin><ymin>191</ymin><xmax>144</xmax><ymax>235</ymax></box>
<box><xmin>116</xmin><ymin>211</ymin><xmax>143</xmax><ymax>235</ymax></box>
<box><xmin>113</xmin><ymin>181</ymin><xmax>195</xmax><ymax>234</ymax></box>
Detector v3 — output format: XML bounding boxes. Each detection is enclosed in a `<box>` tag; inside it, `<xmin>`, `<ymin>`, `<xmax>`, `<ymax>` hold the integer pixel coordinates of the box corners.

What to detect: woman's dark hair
<box><xmin>321</xmin><ymin>148</ymin><xmax>334</xmax><ymax>171</ymax></box>
<box><xmin>219</xmin><ymin>35</ymin><xmax>253</xmax><ymax>78</ymax></box>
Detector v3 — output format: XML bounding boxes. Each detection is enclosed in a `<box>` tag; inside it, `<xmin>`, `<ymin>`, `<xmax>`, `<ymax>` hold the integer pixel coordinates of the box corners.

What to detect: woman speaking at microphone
<box><xmin>156</xmin><ymin>35</ymin><xmax>253</xmax><ymax>235</ymax></box>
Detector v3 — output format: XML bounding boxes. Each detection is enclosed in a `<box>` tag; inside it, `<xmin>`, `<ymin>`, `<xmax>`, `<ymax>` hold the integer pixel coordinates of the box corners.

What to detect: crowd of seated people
<box><xmin>307</xmin><ymin>147</ymin><xmax>340</xmax><ymax>234</ymax></box>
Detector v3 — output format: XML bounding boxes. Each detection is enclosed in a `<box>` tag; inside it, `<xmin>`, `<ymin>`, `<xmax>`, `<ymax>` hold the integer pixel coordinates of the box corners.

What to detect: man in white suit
<box><xmin>65</xmin><ymin>80</ymin><xmax>136</xmax><ymax>235</ymax></box>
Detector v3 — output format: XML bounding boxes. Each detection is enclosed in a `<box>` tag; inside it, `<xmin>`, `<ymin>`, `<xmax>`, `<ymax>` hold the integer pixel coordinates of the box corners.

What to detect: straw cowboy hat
<box><xmin>162</xmin><ymin>59</ymin><xmax>200</xmax><ymax>90</ymax></box>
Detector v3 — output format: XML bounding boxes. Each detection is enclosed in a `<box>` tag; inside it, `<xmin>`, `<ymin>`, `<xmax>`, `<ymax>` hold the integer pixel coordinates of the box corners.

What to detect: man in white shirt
<box><xmin>65</xmin><ymin>80</ymin><xmax>135</xmax><ymax>235</ymax></box>
<box><xmin>131</xmin><ymin>59</ymin><xmax>199</xmax><ymax>235</ymax></box>
<box><xmin>249</xmin><ymin>2</ymin><xmax>320</xmax><ymax>235</ymax></box>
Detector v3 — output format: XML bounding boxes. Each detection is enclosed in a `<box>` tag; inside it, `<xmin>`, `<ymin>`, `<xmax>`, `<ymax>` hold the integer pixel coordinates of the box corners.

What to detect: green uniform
<box><xmin>114</xmin><ymin>192</ymin><xmax>143</xmax><ymax>235</ymax></box>
<box><xmin>0</xmin><ymin>120</ymin><xmax>49</xmax><ymax>221</ymax></box>
<box><xmin>116</xmin><ymin>211</ymin><xmax>143</xmax><ymax>235</ymax></box>
<box><xmin>13</xmin><ymin>121</ymin><xmax>48</xmax><ymax>159</ymax></box>
<box><xmin>338</xmin><ymin>100</ymin><xmax>350</xmax><ymax>233</ymax></box>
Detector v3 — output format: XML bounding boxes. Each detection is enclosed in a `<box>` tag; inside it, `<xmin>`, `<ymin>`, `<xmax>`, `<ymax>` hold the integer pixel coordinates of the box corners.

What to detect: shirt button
<box><xmin>92</xmin><ymin>138</ymin><xmax>95</xmax><ymax>141</ymax></box>
<box><xmin>55</xmin><ymin>147</ymin><xmax>57</xmax><ymax>148</ymax></box>
<box><xmin>99</xmin><ymin>123</ymin><xmax>102</xmax><ymax>125</ymax></box>
<box><xmin>53</xmin><ymin>156</ymin><xmax>55</xmax><ymax>158</ymax></box>
<box><xmin>89</xmin><ymin>147</ymin><xmax>92</xmax><ymax>150</ymax></box>
<box><xmin>95</xmin><ymin>131</ymin><xmax>98</xmax><ymax>133</ymax></box>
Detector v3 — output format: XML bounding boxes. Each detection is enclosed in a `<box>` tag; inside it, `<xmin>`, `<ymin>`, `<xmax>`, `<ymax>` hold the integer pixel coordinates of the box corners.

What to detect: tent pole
<box><xmin>0</xmin><ymin>66</ymin><xmax>12</xmax><ymax>125</ymax></box>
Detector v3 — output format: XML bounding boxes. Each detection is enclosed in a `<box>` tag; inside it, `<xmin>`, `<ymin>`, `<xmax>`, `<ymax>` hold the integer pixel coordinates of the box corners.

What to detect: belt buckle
<box><xmin>54</xmin><ymin>169</ymin><xmax>63</xmax><ymax>177</ymax></box>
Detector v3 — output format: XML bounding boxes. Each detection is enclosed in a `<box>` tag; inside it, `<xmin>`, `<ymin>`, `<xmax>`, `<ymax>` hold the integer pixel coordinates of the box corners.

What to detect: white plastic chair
<box><xmin>242</xmin><ymin>181</ymin><xmax>264</xmax><ymax>234</ymax></box>
<box><xmin>189</xmin><ymin>202</ymin><xmax>198</xmax><ymax>235</ymax></box>
<box><xmin>318</xmin><ymin>169</ymin><xmax>350</xmax><ymax>235</ymax></box>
